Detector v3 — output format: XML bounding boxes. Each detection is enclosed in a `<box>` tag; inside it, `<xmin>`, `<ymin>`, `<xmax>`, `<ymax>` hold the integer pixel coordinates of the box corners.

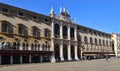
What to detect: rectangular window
<box><xmin>2</xmin><ymin>8</ymin><xmax>9</xmax><ymax>13</ymax></box>
<box><xmin>18</xmin><ymin>25</ymin><xmax>23</xmax><ymax>34</ymax></box>
<box><xmin>18</xmin><ymin>12</ymin><xmax>24</xmax><ymax>16</ymax></box>
<box><xmin>2</xmin><ymin>23</ymin><xmax>7</xmax><ymax>32</ymax></box>
<box><xmin>32</xmin><ymin>16</ymin><xmax>37</xmax><ymax>20</ymax></box>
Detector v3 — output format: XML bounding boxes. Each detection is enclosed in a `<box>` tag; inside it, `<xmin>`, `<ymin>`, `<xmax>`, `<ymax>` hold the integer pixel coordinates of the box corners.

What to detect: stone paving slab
<box><xmin>0</xmin><ymin>58</ymin><xmax>120</xmax><ymax>71</ymax></box>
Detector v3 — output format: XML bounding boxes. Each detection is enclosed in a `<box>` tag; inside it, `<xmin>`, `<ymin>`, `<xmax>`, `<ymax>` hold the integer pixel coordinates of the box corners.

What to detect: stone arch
<box><xmin>63</xmin><ymin>26</ymin><xmax>68</xmax><ymax>36</ymax></box>
<box><xmin>63</xmin><ymin>44</ymin><xmax>68</xmax><ymax>61</ymax></box>
<box><xmin>84</xmin><ymin>36</ymin><xmax>88</xmax><ymax>44</ymax></box>
<box><xmin>54</xmin><ymin>43</ymin><xmax>60</xmax><ymax>61</ymax></box>
<box><xmin>54</xmin><ymin>24</ymin><xmax>60</xmax><ymax>35</ymax></box>
<box><xmin>71</xmin><ymin>45</ymin><xmax>75</xmax><ymax>60</ymax></box>
<box><xmin>70</xmin><ymin>27</ymin><xmax>74</xmax><ymax>38</ymax></box>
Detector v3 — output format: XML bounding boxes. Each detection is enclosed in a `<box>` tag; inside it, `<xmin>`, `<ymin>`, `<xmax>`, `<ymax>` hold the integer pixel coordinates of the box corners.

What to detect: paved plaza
<box><xmin>0</xmin><ymin>58</ymin><xmax>120</xmax><ymax>71</ymax></box>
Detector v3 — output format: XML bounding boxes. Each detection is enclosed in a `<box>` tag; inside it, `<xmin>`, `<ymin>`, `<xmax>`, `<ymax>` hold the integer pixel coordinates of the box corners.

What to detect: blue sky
<box><xmin>0</xmin><ymin>0</ymin><xmax>120</xmax><ymax>33</ymax></box>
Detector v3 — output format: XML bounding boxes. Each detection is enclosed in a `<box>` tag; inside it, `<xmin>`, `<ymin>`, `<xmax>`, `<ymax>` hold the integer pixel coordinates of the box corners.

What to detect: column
<box><xmin>60</xmin><ymin>22</ymin><xmax>63</xmax><ymax>39</ymax></box>
<box><xmin>10</xmin><ymin>56</ymin><xmax>13</xmax><ymax>64</ymax></box>
<box><xmin>29</xmin><ymin>55</ymin><xmax>32</xmax><ymax>63</ymax></box>
<box><xmin>68</xmin><ymin>24</ymin><xmax>70</xmax><ymax>40</ymax></box>
<box><xmin>74</xmin><ymin>26</ymin><xmax>77</xmax><ymax>41</ymax></box>
<box><xmin>0</xmin><ymin>55</ymin><xmax>1</xmax><ymax>65</ymax></box>
<box><xmin>51</xmin><ymin>39</ymin><xmax>55</xmax><ymax>63</ymax></box>
<box><xmin>51</xmin><ymin>19</ymin><xmax>54</xmax><ymax>38</ymax></box>
<box><xmin>68</xmin><ymin>42</ymin><xmax>71</xmax><ymax>60</ymax></box>
<box><xmin>19</xmin><ymin>46</ymin><xmax>23</xmax><ymax>50</ymax></box>
<box><xmin>75</xmin><ymin>45</ymin><xmax>79</xmax><ymax>60</ymax></box>
<box><xmin>80</xmin><ymin>47</ymin><xmax>83</xmax><ymax>60</ymax></box>
<box><xmin>60</xmin><ymin>42</ymin><xmax>64</xmax><ymax>61</ymax></box>
<box><xmin>20</xmin><ymin>55</ymin><xmax>23</xmax><ymax>64</ymax></box>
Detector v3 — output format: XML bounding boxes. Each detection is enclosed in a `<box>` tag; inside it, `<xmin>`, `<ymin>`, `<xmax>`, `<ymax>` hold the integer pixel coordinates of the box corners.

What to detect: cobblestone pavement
<box><xmin>0</xmin><ymin>58</ymin><xmax>120</xmax><ymax>71</ymax></box>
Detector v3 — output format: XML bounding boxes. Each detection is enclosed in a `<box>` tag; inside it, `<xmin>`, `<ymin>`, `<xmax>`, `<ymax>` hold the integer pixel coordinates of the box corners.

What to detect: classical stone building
<box><xmin>112</xmin><ymin>33</ymin><xmax>120</xmax><ymax>57</ymax></box>
<box><xmin>77</xmin><ymin>25</ymin><xmax>113</xmax><ymax>59</ymax></box>
<box><xmin>0</xmin><ymin>3</ymin><xmax>114</xmax><ymax>64</ymax></box>
<box><xmin>50</xmin><ymin>7</ymin><xmax>114</xmax><ymax>62</ymax></box>
<box><xmin>0</xmin><ymin>3</ymin><xmax>52</xmax><ymax>65</ymax></box>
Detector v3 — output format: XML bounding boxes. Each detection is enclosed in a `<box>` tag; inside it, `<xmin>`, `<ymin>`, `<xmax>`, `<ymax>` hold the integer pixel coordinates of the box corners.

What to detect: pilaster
<box><xmin>68</xmin><ymin>24</ymin><xmax>70</xmax><ymax>40</ymax></box>
<box><xmin>75</xmin><ymin>45</ymin><xmax>79</xmax><ymax>60</ymax></box>
<box><xmin>60</xmin><ymin>22</ymin><xmax>63</xmax><ymax>39</ymax></box>
<box><xmin>68</xmin><ymin>42</ymin><xmax>71</xmax><ymax>60</ymax></box>
<box><xmin>60</xmin><ymin>41</ymin><xmax>64</xmax><ymax>61</ymax></box>
<box><xmin>10</xmin><ymin>56</ymin><xmax>13</xmax><ymax>64</ymax></box>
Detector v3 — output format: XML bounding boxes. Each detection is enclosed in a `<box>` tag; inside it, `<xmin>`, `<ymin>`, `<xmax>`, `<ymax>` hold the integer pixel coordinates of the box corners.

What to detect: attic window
<box><xmin>45</xmin><ymin>19</ymin><xmax>48</xmax><ymax>22</ymax></box>
<box><xmin>2</xmin><ymin>8</ymin><xmax>9</xmax><ymax>13</ymax></box>
<box><xmin>18</xmin><ymin>12</ymin><xmax>24</xmax><ymax>16</ymax></box>
<box><xmin>32</xmin><ymin>16</ymin><xmax>37</xmax><ymax>20</ymax></box>
<box><xmin>84</xmin><ymin>29</ymin><xmax>87</xmax><ymax>32</ymax></box>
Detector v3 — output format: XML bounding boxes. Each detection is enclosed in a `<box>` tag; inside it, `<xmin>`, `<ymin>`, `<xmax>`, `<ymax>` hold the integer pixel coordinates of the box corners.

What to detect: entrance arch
<box><xmin>71</xmin><ymin>45</ymin><xmax>75</xmax><ymax>60</ymax></box>
<box><xmin>54</xmin><ymin>43</ymin><xmax>60</xmax><ymax>61</ymax></box>
<box><xmin>63</xmin><ymin>44</ymin><xmax>68</xmax><ymax>61</ymax></box>
<box><xmin>77</xmin><ymin>46</ymin><xmax>81</xmax><ymax>59</ymax></box>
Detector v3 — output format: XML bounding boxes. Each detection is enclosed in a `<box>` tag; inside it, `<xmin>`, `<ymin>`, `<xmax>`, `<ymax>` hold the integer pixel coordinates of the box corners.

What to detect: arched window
<box><xmin>106</xmin><ymin>40</ymin><xmax>108</xmax><ymax>45</ymax></box>
<box><xmin>26</xmin><ymin>43</ymin><xmax>29</xmax><ymax>50</ymax></box>
<box><xmin>32</xmin><ymin>26</ymin><xmax>40</xmax><ymax>37</ymax></box>
<box><xmin>23</xmin><ymin>43</ymin><xmax>25</xmax><ymax>50</ymax></box>
<box><xmin>31</xmin><ymin>44</ymin><xmax>34</xmax><ymax>50</ymax></box>
<box><xmin>44</xmin><ymin>28</ymin><xmax>51</xmax><ymax>38</ymax></box>
<box><xmin>18</xmin><ymin>24</ymin><xmax>28</xmax><ymax>36</ymax></box>
<box><xmin>70</xmin><ymin>27</ymin><xmax>74</xmax><ymax>37</ymax></box>
<box><xmin>1</xmin><ymin>21</ymin><xmax>13</xmax><ymax>33</ymax></box>
<box><xmin>42</xmin><ymin>44</ymin><xmax>45</xmax><ymax>51</ymax></box>
<box><xmin>35</xmin><ymin>44</ymin><xmax>37</xmax><ymax>51</ymax></box>
<box><xmin>99</xmin><ymin>39</ymin><xmax>101</xmax><ymax>45</ymax></box>
<box><xmin>38</xmin><ymin>44</ymin><xmax>40</xmax><ymax>50</ymax></box>
<box><xmin>90</xmin><ymin>37</ymin><xmax>93</xmax><ymax>44</ymax></box>
<box><xmin>48</xmin><ymin>45</ymin><xmax>50</xmax><ymax>51</ymax></box>
<box><xmin>103</xmin><ymin>40</ymin><xmax>105</xmax><ymax>45</ymax></box>
<box><xmin>54</xmin><ymin>24</ymin><xmax>60</xmax><ymax>35</ymax></box>
<box><xmin>78</xmin><ymin>35</ymin><xmax>82</xmax><ymax>42</ymax></box>
<box><xmin>95</xmin><ymin>38</ymin><xmax>97</xmax><ymax>44</ymax></box>
<box><xmin>13</xmin><ymin>42</ymin><xmax>17</xmax><ymax>49</ymax></box>
<box><xmin>17</xmin><ymin>43</ymin><xmax>20</xmax><ymax>50</ymax></box>
<box><xmin>63</xmin><ymin>26</ymin><xmax>68</xmax><ymax>36</ymax></box>
<box><xmin>84</xmin><ymin>36</ymin><xmax>88</xmax><ymax>44</ymax></box>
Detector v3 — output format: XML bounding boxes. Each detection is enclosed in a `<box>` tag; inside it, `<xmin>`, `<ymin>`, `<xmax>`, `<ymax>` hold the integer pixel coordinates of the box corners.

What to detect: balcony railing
<box><xmin>55</xmin><ymin>35</ymin><xmax>60</xmax><ymax>39</ymax></box>
<box><xmin>63</xmin><ymin>36</ymin><xmax>68</xmax><ymax>39</ymax></box>
<box><xmin>71</xmin><ymin>37</ymin><xmax>75</xmax><ymax>40</ymax></box>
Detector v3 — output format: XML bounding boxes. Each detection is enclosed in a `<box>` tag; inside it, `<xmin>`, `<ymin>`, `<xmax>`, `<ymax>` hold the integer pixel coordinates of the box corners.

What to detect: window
<box><xmin>106</xmin><ymin>40</ymin><xmax>108</xmax><ymax>45</ymax></box>
<box><xmin>78</xmin><ymin>35</ymin><xmax>82</xmax><ymax>42</ymax></box>
<box><xmin>103</xmin><ymin>40</ymin><xmax>105</xmax><ymax>45</ymax></box>
<box><xmin>45</xmin><ymin>19</ymin><xmax>48</xmax><ymax>22</ymax></box>
<box><xmin>54</xmin><ymin>24</ymin><xmax>60</xmax><ymax>35</ymax></box>
<box><xmin>84</xmin><ymin>36</ymin><xmax>88</xmax><ymax>44</ymax></box>
<box><xmin>18</xmin><ymin>24</ymin><xmax>28</xmax><ymax>36</ymax></box>
<box><xmin>95</xmin><ymin>38</ymin><xmax>97</xmax><ymax>44</ymax></box>
<box><xmin>63</xmin><ymin>26</ymin><xmax>67</xmax><ymax>36</ymax></box>
<box><xmin>1</xmin><ymin>21</ymin><xmax>13</xmax><ymax>34</ymax></box>
<box><xmin>90</xmin><ymin>37</ymin><xmax>93</xmax><ymax>44</ymax></box>
<box><xmin>32</xmin><ymin>16</ymin><xmax>37</xmax><ymax>20</ymax></box>
<box><xmin>18</xmin><ymin>12</ymin><xmax>24</xmax><ymax>17</ymax></box>
<box><xmin>32</xmin><ymin>26</ymin><xmax>40</xmax><ymax>37</ymax></box>
<box><xmin>99</xmin><ymin>39</ymin><xmax>101</xmax><ymax>45</ymax></box>
<box><xmin>44</xmin><ymin>28</ymin><xmax>50</xmax><ymax>38</ymax></box>
<box><xmin>2</xmin><ymin>8</ymin><xmax>9</xmax><ymax>13</ymax></box>
<box><xmin>70</xmin><ymin>27</ymin><xmax>74</xmax><ymax>37</ymax></box>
